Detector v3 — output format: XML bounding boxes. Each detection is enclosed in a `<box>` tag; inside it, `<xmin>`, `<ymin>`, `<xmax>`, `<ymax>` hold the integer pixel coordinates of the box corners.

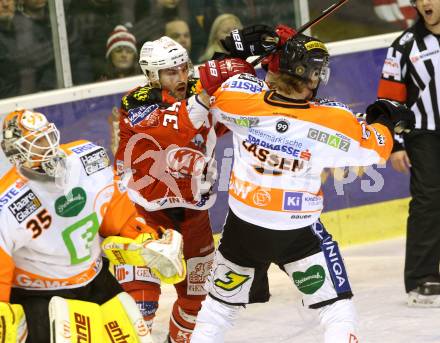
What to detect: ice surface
<box><xmin>152</xmin><ymin>238</ymin><xmax>440</xmax><ymax>342</ymax></box>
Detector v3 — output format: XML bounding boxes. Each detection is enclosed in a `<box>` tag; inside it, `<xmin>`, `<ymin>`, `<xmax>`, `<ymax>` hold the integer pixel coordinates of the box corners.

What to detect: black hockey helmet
<box><xmin>279</xmin><ymin>34</ymin><xmax>330</xmax><ymax>85</ymax></box>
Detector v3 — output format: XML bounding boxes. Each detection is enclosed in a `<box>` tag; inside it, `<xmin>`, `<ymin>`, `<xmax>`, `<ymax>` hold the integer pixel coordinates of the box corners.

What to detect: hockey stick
<box><xmin>251</xmin><ymin>0</ymin><xmax>350</xmax><ymax>66</ymax></box>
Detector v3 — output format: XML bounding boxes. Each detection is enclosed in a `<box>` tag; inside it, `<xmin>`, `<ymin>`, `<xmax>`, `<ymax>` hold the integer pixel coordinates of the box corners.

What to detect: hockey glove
<box><xmin>366</xmin><ymin>99</ymin><xmax>415</xmax><ymax>134</ymax></box>
<box><xmin>221</xmin><ymin>25</ymin><xmax>278</xmax><ymax>59</ymax></box>
<box><xmin>198</xmin><ymin>58</ymin><xmax>256</xmax><ymax>95</ymax></box>
<box><xmin>102</xmin><ymin>229</ymin><xmax>186</xmax><ymax>284</ymax></box>
<box><xmin>261</xmin><ymin>24</ymin><xmax>297</xmax><ymax>72</ymax></box>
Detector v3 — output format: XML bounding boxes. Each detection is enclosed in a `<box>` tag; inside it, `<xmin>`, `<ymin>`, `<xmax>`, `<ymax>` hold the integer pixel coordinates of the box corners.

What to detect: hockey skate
<box><xmin>407</xmin><ymin>281</ymin><xmax>440</xmax><ymax>307</ymax></box>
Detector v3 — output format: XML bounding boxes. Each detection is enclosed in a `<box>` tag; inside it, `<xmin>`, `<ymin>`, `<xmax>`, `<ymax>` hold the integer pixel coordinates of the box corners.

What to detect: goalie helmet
<box><xmin>1</xmin><ymin>109</ymin><xmax>65</xmax><ymax>177</ymax></box>
<box><xmin>279</xmin><ymin>34</ymin><xmax>330</xmax><ymax>86</ymax></box>
<box><xmin>139</xmin><ymin>36</ymin><xmax>192</xmax><ymax>86</ymax></box>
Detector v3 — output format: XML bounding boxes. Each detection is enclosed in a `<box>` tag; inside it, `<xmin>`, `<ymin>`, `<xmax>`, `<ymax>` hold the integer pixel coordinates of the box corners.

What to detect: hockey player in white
<box><xmin>189</xmin><ymin>26</ymin><xmax>415</xmax><ymax>342</ymax></box>
<box><xmin>0</xmin><ymin>109</ymin><xmax>185</xmax><ymax>342</ymax></box>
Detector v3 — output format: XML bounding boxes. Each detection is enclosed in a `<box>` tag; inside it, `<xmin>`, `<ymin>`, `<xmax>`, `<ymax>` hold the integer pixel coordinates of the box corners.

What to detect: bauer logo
<box><xmin>80</xmin><ymin>148</ymin><xmax>109</xmax><ymax>176</ymax></box>
<box><xmin>128</xmin><ymin>104</ymin><xmax>159</xmax><ymax>126</ymax></box>
<box><xmin>8</xmin><ymin>189</ymin><xmax>41</xmax><ymax>223</ymax></box>
<box><xmin>283</xmin><ymin>192</ymin><xmax>303</xmax><ymax>211</ymax></box>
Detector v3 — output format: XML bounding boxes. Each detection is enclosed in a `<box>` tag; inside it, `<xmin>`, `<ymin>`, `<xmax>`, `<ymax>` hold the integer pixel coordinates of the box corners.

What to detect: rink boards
<box><xmin>0</xmin><ymin>33</ymin><xmax>409</xmax><ymax>245</ymax></box>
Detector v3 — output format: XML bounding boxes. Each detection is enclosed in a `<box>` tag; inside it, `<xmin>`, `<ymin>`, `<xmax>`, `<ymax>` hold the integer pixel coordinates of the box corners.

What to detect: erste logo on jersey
<box><xmin>0</xmin><ymin>187</ymin><xmax>20</xmax><ymax>212</ymax></box>
<box><xmin>8</xmin><ymin>189</ymin><xmax>42</xmax><ymax>223</ymax></box>
<box><xmin>222</xmin><ymin>79</ymin><xmax>263</xmax><ymax>93</ymax></box>
<box><xmin>70</xmin><ymin>142</ymin><xmax>97</xmax><ymax>155</ymax></box>
<box><xmin>80</xmin><ymin>148</ymin><xmax>110</xmax><ymax>175</ymax></box>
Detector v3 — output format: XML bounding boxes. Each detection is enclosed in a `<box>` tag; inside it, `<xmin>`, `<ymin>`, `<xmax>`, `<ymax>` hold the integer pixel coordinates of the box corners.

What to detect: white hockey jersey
<box><xmin>209</xmin><ymin>73</ymin><xmax>393</xmax><ymax>230</ymax></box>
<box><xmin>0</xmin><ymin>140</ymin><xmax>146</xmax><ymax>301</ymax></box>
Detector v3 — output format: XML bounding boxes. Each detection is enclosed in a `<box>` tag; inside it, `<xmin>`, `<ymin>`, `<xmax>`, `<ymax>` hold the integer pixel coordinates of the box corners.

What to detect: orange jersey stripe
<box><xmin>0</xmin><ymin>246</ymin><xmax>14</xmax><ymax>302</ymax></box>
<box><xmin>12</xmin><ymin>260</ymin><xmax>101</xmax><ymax>290</ymax></box>
<box><xmin>0</xmin><ymin>168</ymin><xmax>22</xmax><ymax>195</ymax></box>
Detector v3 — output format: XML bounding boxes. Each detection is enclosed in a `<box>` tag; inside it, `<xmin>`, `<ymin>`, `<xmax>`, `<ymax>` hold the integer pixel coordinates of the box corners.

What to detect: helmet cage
<box><xmin>2</xmin><ymin>110</ymin><xmax>65</xmax><ymax>177</ymax></box>
<box><xmin>14</xmin><ymin>123</ymin><xmax>61</xmax><ymax>166</ymax></box>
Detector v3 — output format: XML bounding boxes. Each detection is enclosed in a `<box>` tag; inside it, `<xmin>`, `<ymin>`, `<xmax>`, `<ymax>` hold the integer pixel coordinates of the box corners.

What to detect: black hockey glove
<box><xmin>365</xmin><ymin>99</ymin><xmax>415</xmax><ymax>134</ymax></box>
<box><xmin>220</xmin><ymin>25</ymin><xmax>278</xmax><ymax>59</ymax></box>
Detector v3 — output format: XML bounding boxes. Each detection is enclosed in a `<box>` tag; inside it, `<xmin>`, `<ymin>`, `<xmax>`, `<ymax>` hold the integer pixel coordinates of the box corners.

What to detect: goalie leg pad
<box><xmin>101</xmin><ymin>292</ymin><xmax>152</xmax><ymax>343</ymax></box>
<box><xmin>0</xmin><ymin>303</ymin><xmax>27</xmax><ymax>343</ymax></box>
<box><xmin>49</xmin><ymin>296</ymin><xmax>103</xmax><ymax>343</ymax></box>
<box><xmin>49</xmin><ymin>293</ymin><xmax>152</xmax><ymax>343</ymax></box>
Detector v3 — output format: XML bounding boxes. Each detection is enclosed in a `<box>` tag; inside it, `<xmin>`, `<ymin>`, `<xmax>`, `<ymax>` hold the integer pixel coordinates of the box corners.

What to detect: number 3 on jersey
<box><xmin>62</xmin><ymin>213</ymin><xmax>99</xmax><ymax>265</ymax></box>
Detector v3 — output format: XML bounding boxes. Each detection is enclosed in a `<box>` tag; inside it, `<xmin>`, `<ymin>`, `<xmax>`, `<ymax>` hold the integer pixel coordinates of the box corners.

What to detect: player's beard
<box><xmin>171</xmin><ymin>82</ymin><xmax>187</xmax><ymax>100</ymax></box>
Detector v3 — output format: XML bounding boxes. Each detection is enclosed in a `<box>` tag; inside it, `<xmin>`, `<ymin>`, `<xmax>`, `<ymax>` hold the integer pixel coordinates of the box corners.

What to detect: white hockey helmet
<box><xmin>1</xmin><ymin>109</ymin><xmax>66</xmax><ymax>177</ymax></box>
<box><xmin>139</xmin><ymin>36</ymin><xmax>191</xmax><ymax>86</ymax></box>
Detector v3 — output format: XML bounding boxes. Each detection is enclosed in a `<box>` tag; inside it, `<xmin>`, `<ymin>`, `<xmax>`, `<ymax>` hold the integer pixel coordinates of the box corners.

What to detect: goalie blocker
<box><xmin>102</xmin><ymin>228</ymin><xmax>186</xmax><ymax>285</ymax></box>
<box><xmin>49</xmin><ymin>292</ymin><xmax>151</xmax><ymax>343</ymax></box>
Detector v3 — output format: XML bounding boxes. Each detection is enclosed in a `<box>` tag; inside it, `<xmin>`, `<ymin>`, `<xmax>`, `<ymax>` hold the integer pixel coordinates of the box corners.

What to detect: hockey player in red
<box><xmin>113</xmin><ymin>36</ymin><xmax>235</xmax><ymax>342</ymax></box>
<box><xmin>189</xmin><ymin>28</ymin><xmax>415</xmax><ymax>342</ymax></box>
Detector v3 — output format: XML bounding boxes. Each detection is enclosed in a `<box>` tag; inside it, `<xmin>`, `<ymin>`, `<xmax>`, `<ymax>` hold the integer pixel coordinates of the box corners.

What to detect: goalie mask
<box><xmin>139</xmin><ymin>36</ymin><xmax>193</xmax><ymax>87</ymax></box>
<box><xmin>279</xmin><ymin>34</ymin><xmax>330</xmax><ymax>88</ymax></box>
<box><xmin>1</xmin><ymin>110</ymin><xmax>66</xmax><ymax>177</ymax></box>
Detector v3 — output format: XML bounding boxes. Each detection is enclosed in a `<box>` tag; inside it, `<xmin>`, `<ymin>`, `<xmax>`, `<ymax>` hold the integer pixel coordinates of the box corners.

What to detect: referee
<box><xmin>377</xmin><ymin>0</ymin><xmax>440</xmax><ymax>307</ymax></box>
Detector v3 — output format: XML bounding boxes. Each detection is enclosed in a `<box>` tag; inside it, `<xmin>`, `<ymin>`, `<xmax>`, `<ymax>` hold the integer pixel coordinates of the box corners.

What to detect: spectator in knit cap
<box><xmin>100</xmin><ymin>24</ymin><xmax>140</xmax><ymax>80</ymax></box>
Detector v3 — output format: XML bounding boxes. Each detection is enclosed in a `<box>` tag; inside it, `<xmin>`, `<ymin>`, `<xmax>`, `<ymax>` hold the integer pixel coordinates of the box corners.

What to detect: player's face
<box><xmin>159</xmin><ymin>62</ymin><xmax>189</xmax><ymax>100</ymax></box>
<box><xmin>415</xmin><ymin>0</ymin><xmax>440</xmax><ymax>28</ymax></box>
<box><xmin>165</xmin><ymin>21</ymin><xmax>191</xmax><ymax>52</ymax></box>
<box><xmin>111</xmin><ymin>46</ymin><xmax>136</xmax><ymax>70</ymax></box>
<box><xmin>0</xmin><ymin>0</ymin><xmax>15</xmax><ymax>20</ymax></box>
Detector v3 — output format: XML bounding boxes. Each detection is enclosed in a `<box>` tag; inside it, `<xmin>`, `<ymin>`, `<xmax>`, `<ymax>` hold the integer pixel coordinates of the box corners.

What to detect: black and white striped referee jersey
<box><xmin>378</xmin><ymin>20</ymin><xmax>440</xmax><ymax>132</ymax></box>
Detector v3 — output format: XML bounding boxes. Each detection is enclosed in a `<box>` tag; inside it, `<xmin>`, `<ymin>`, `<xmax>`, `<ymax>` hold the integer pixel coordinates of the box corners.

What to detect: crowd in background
<box><xmin>0</xmin><ymin>0</ymin><xmax>416</xmax><ymax>100</ymax></box>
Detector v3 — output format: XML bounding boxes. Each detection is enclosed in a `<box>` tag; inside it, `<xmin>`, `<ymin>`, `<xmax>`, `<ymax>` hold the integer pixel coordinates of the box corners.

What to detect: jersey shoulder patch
<box><xmin>314</xmin><ymin>98</ymin><xmax>354</xmax><ymax>114</ymax></box>
<box><xmin>63</xmin><ymin>141</ymin><xmax>110</xmax><ymax>176</ymax></box>
<box><xmin>62</xmin><ymin>140</ymin><xmax>97</xmax><ymax>155</ymax></box>
<box><xmin>397</xmin><ymin>31</ymin><xmax>415</xmax><ymax>47</ymax></box>
<box><xmin>127</xmin><ymin>103</ymin><xmax>160</xmax><ymax>126</ymax></box>
<box><xmin>122</xmin><ymin>86</ymin><xmax>162</xmax><ymax>111</ymax></box>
